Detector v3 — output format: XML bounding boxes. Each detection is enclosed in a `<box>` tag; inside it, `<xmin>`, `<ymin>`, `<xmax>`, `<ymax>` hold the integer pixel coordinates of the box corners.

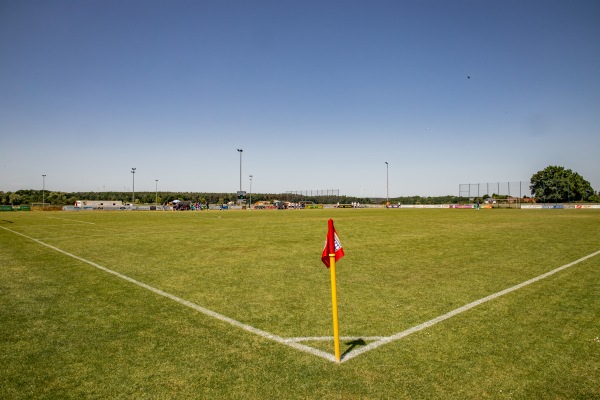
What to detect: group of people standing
<box><xmin>192</xmin><ymin>202</ymin><xmax>209</xmax><ymax>211</ymax></box>
<box><xmin>168</xmin><ymin>201</ymin><xmax>210</xmax><ymax>211</ymax></box>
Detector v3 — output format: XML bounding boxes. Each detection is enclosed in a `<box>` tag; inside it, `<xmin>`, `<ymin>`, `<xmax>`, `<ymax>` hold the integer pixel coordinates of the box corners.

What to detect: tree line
<box><xmin>2</xmin><ymin>165</ymin><xmax>597</xmax><ymax>206</ymax></box>
<box><xmin>0</xmin><ymin>189</ymin><xmax>472</xmax><ymax>206</ymax></box>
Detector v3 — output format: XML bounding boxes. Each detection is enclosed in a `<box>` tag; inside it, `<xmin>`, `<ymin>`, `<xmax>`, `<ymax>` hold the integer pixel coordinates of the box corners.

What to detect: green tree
<box><xmin>530</xmin><ymin>166</ymin><xmax>595</xmax><ymax>202</ymax></box>
<box><xmin>47</xmin><ymin>192</ymin><xmax>67</xmax><ymax>205</ymax></box>
<box><xmin>9</xmin><ymin>193</ymin><xmax>22</xmax><ymax>205</ymax></box>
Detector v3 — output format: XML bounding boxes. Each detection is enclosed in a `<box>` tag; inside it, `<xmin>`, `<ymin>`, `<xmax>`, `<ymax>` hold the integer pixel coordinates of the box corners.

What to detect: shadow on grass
<box><xmin>341</xmin><ymin>338</ymin><xmax>367</xmax><ymax>358</ymax></box>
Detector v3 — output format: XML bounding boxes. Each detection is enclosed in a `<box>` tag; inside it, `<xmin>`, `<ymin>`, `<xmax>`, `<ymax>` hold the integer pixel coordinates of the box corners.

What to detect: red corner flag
<box><xmin>321</xmin><ymin>219</ymin><xmax>345</xmax><ymax>268</ymax></box>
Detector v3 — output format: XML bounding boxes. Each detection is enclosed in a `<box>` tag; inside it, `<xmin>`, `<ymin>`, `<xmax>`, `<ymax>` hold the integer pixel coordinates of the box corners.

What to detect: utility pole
<box><xmin>131</xmin><ymin>168</ymin><xmax>136</xmax><ymax>205</ymax></box>
<box><xmin>237</xmin><ymin>149</ymin><xmax>243</xmax><ymax>191</ymax></box>
<box><xmin>385</xmin><ymin>162</ymin><xmax>389</xmax><ymax>205</ymax></box>
<box><xmin>42</xmin><ymin>174</ymin><xmax>46</xmax><ymax>208</ymax></box>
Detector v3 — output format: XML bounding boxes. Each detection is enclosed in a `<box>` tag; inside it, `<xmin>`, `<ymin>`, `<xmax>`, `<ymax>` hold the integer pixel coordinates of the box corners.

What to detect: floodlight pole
<box><xmin>385</xmin><ymin>161</ymin><xmax>389</xmax><ymax>205</ymax></box>
<box><xmin>42</xmin><ymin>174</ymin><xmax>46</xmax><ymax>208</ymax></box>
<box><xmin>155</xmin><ymin>179</ymin><xmax>158</xmax><ymax>204</ymax></box>
<box><xmin>249</xmin><ymin>175</ymin><xmax>253</xmax><ymax>210</ymax></box>
<box><xmin>131</xmin><ymin>168</ymin><xmax>136</xmax><ymax>205</ymax></box>
<box><xmin>237</xmin><ymin>149</ymin><xmax>243</xmax><ymax>192</ymax></box>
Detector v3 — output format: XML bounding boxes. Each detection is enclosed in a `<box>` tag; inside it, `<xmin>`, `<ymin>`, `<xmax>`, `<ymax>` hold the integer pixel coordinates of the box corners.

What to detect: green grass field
<box><xmin>1</xmin><ymin>208</ymin><xmax>599</xmax><ymax>399</ymax></box>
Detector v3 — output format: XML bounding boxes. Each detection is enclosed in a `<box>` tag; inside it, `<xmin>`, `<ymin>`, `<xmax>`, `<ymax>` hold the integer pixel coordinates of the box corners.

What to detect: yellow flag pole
<box><xmin>329</xmin><ymin>253</ymin><xmax>341</xmax><ymax>362</ymax></box>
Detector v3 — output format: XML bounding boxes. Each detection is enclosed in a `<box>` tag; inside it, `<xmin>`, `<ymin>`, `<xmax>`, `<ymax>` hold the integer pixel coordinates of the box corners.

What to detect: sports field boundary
<box><xmin>2</xmin><ymin>225</ymin><xmax>598</xmax><ymax>363</ymax></box>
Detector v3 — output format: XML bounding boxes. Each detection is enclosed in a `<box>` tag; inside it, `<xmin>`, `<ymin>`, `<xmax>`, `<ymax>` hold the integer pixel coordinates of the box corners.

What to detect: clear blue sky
<box><xmin>1</xmin><ymin>0</ymin><xmax>599</xmax><ymax>197</ymax></box>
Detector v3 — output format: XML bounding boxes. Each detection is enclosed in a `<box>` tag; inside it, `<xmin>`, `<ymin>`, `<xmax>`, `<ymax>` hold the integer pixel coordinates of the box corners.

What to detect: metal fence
<box><xmin>286</xmin><ymin>189</ymin><xmax>340</xmax><ymax>197</ymax></box>
<box><xmin>458</xmin><ymin>182</ymin><xmax>532</xmax><ymax>199</ymax></box>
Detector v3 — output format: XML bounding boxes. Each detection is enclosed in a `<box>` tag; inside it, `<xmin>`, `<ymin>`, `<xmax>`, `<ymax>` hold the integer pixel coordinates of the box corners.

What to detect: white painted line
<box><xmin>3</xmin><ymin>224</ymin><xmax>598</xmax><ymax>364</ymax></box>
<box><xmin>285</xmin><ymin>336</ymin><xmax>387</xmax><ymax>343</ymax></box>
<box><xmin>340</xmin><ymin>248</ymin><xmax>600</xmax><ymax>362</ymax></box>
<box><xmin>0</xmin><ymin>226</ymin><xmax>335</xmax><ymax>362</ymax></box>
<box><xmin>46</xmin><ymin>217</ymin><xmax>95</xmax><ymax>224</ymax></box>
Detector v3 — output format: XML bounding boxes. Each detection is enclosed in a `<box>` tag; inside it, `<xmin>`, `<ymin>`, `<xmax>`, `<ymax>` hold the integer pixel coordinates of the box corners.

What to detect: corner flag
<box><xmin>321</xmin><ymin>219</ymin><xmax>345</xmax><ymax>268</ymax></box>
<box><xmin>321</xmin><ymin>218</ymin><xmax>345</xmax><ymax>362</ymax></box>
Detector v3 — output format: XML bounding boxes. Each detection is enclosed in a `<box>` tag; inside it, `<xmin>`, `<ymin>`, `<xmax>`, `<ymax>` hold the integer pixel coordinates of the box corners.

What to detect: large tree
<box><xmin>530</xmin><ymin>165</ymin><xmax>595</xmax><ymax>202</ymax></box>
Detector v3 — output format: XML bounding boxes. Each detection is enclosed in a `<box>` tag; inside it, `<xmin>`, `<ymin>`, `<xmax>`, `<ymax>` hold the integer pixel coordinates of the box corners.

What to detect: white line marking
<box><xmin>285</xmin><ymin>336</ymin><xmax>386</xmax><ymax>343</ymax></box>
<box><xmin>46</xmin><ymin>217</ymin><xmax>95</xmax><ymax>224</ymax></box>
<box><xmin>2</xmin><ymin>225</ymin><xmax>598</xmax><ymax>364</ymax></box>
<box><xmin>0</xmin><ymin>226</ymin><xmax>335</xmax><ymax>362</ymax></box>
<box><xmin>340</xmin><ymin>249</ymin><xmax>600</xmax><ymax>362</ymax></box>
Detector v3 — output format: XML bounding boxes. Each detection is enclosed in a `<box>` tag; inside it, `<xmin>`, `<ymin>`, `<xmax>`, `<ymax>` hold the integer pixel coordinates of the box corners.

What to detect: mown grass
<box><xmin>1</xmin><ymin>208</ymin><xmax>599</xmax><ymax>399</ymax></box>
